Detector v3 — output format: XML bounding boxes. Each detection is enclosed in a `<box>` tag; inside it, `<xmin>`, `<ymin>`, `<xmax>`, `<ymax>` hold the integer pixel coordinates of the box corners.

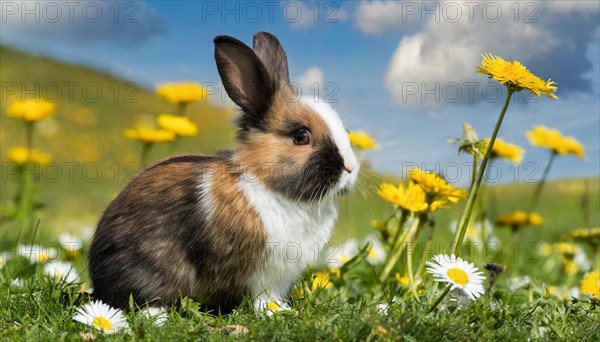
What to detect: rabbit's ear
<box><xmin>252</xmin><ymin>32</ymin><xmax>290</xmax><ymax>85</ymax></box>
<box><xmin>214</xmin><ymin>35</ymin><xmax>275</xmax><ymax>116</ymax></box>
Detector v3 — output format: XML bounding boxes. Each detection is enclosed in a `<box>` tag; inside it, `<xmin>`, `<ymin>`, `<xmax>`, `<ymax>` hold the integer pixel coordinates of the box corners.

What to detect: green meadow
<box><xmin>1</xmin><ymin>47</ymin><xmax>598</xmax><ymax>341</ymax></box>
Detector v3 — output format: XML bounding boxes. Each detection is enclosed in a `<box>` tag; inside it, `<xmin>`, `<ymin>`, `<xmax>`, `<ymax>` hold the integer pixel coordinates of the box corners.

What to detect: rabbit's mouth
<box><xmin>335</xmin><ymin>162</ymin><xmax>360</xmax><ymax>196</ymax></box>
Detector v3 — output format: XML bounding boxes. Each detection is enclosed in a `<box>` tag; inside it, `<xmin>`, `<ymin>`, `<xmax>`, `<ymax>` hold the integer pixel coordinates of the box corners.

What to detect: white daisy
<box><xmin>364</xmin><ymin>237</ymin><xmax>386</xmax><ymax>265</ymax></box>
<box><xmin>58</xmin><ymin>232</ymin><xmax>83</xmax><ymax>251</ymax></box>
<box><xmin>426</xmin><ymin>254</ymin><xmax>486</xmax><ymax>300</ymax></box>
<box><xmin>43</xmin><ymin>261</ymin><xmax>80</xmax><ymax>284</ymax></box>
<box><xmin>508</xmin><ymin>276</ymin><xmax>531</xmax><ymax>292</ymax></box>
<box><xmin>10</xmin><ymin>278</ymin><xmax>23</xmax><ymax>287</ymax></box>
<box><xmin>17</xmin><ymin>244</ymin><xmax>57</xmax><ymax>264</ymax></box>
<box><xmin>0</xmin><ymin>251</ymin><xmax>12</xmax><ymax>269</ymax></box>
<box><xmin>81</xmin><ymin>226</ymin><xmax>95</xmax><ymax>241</ymax></box>
<box><xmin>327</xmin><ymin>239</ymin><xmax>358</xmax><ymax>268</ymax></box>
<box><xmin>139</xmin><ymin>307</ymin><xmax>168</xmax><ymax>326</ymax></box>
<box><xmin>73</xmin><ymin>300</ymin><xmax>128</xmax><ymax>334</ymax></box>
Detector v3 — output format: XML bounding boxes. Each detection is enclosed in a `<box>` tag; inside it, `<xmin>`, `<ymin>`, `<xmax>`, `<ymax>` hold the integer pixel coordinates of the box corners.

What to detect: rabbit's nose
<box><xmin>344</xmin><ymin>164</ymin><xmax>354</xmax><ymax>173</ymax></box>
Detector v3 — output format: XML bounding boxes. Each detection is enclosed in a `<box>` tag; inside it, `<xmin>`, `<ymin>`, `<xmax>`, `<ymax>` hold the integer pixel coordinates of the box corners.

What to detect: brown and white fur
<box><xmin>88</xmin><ymin>32</ymin><xmax>359</xmax><ymax>313</ymax></box>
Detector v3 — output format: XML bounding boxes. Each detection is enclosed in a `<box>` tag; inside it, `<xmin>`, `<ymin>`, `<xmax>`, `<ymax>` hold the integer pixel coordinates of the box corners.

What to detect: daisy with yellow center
<box><xmin>0</xmin><ymin>252</ymin><xmax>11</xmax><ymax>269</ymax></box>
<box><xmin>580</xmin><ymin>271</ymin><xmax>599</xmax><ymax>298</ymax></box>
<box><xmin>485</xmin><ymin>138</ymin><xmax>525</xmax><ymax>163</ymax></box>
<box><xmin>43</xmin><ymin>261</ymin><xmax>79</xmax><ymax>284</ymax></box>
<box><xmin>157</xmin><ymin>113</ymin><xmax>199</xmax><ymax>137</ymax></box>
<box><xmin>266</xmin><ymin>301</ymin><xmax>280</xmax><ymax>311</ymax></box>
<box><xmin>426</xmin><ymin>254</ymin><xmax>485</xmax><ymax>300</ymax></box>
<box><xmin>526</xmin><ymin>125</ymin><xmax>585</xmax><ymax>158</ymax></box>
<box><xmin>17</xmin><ymin>244</ymin><xmax>57</xmax><ymax>264</ymax></box>
<box><xmin>58</xmin><ymin>232</ymin><xmax>83</xmax><ymax>260</ymax></box>
<box><xmin>364</xmin><ymin>238</ymin><xmax>386</xmax><ymax>265</ymax></box>
<box><xmin>348</xmin><ymin>130</ymin><xmax>378</xmax><ymax>150</ymax></box>
<box><xmin>377</xmin><ymin>181</ymin><xmax>429</xmax><ymax>213</ymax></box>
<box><xmin>6</xmin><ymin>99</ymin><xmax>56</xmax><ymax>122</ymax></box>
<box><xmin>476</xmin><ymin>53</ymin><xmax>557</xmax><ymax>99</ymax></box>
<box><xmin>73</xmin><ymin>300</ymin><xmax>128</xmax><ymax>334</ymax></box>
<box><xmin>329</xmin><ymin>239</ymin><xmax>358</xmax><ymax>268</ymax></box>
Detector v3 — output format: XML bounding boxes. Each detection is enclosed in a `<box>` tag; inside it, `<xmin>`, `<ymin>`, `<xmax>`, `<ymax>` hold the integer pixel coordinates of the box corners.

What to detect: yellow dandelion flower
<box><xmin>580</xmin><ymin>271</ymin><xmax>599</xmax><ymax>298</ymax></box>
<box><xmin>377</xmin><ymin>181</ymin><xmax>429</xmax><ymax>212</ymax></box>
<box><xmin>156</xmin><ymin>114</ymin><xmax>198</xmax><ymax>137</ymax></box>
<box><xmin>6</xmin><ymin>99</ymin><xmax>55</xmax><ymax>122</ymax></box>
<box><xmin>156</xmin><ymin>82</ymin><xmax>208</xmax><ymax>105</ymax></box>
<box><xmin>8</xmin><ymin>147</ymin><xmax>30</xmax><ymax>164</ymax></box>
<box><xmin>407</xmin><ymin>168</ymin><xmax>467</xmax><ymax>210</ymax></box>
<box><xmin>8</xmin><ymin>147</ymin><xmax>51</xmax><ymax>165</ymax></box>
<box><xmin>123</xmin><ymin>126</ymin><xmax>176</xmax><ymax>144</ymax></box>
<box><xmin>311</xmin><ymin>272</ymin><xmax>333</xmax><ymax>291</ymax></box>
<box><xmin>556</xmin><ymin>242</ymin><xmax>578</xmax><ymax>259</ymax></box>
<box><xmin>527</xmin><ymin>212</ymin><xmax>544</xmax><ymax>226</ymax></box>
<box><xmin>484</xmin><ymin>138</ymin><xmax>525</xmax><ymax>163</ymax></box>
<box><xmin>476</xmin><ymin>53</ymin><xmax>557</xmax><ymax>99</ymax></box>
<box><xmin>495</xmin><ymin>211</ymin><xmax>529</xmax><ymax>229</ymax></box>
<box><xmin>395</xmin><ymin>273</ymin><xmax>409</xmax><ymax>286</ymax></box>
<box><xmin>348</xmin><ymin>130</ymin><xmax>378</xmax><ymax>150</ymax></box>
<box><xmin>569</xmin><ymin>227</ymin><xmax>600</xmax><ymax>243</ymax></box>
<box><xmin>526</xmin><ymin>125</ymin><xmax>585</xmax><ymax>158</ymax></box>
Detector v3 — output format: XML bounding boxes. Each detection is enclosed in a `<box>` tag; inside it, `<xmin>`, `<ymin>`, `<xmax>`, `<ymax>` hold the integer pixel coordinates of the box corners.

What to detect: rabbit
<box><xmin>88</xmin><ymin>32</ymin><xmax>360</xmax><ymax>314</ymax></box>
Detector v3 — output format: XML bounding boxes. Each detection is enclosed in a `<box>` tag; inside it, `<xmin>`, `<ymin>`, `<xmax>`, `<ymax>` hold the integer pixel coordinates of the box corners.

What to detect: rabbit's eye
<box><xmin>293</xmin><ymin>129</ymin><xmax>311</xmax><ymax>145</ymax></box>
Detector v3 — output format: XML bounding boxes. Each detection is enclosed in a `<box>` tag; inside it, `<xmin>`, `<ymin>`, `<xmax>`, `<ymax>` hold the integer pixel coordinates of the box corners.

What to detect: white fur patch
<box><xmin>197</xmin><ymin>171</ymin><xmax>214</xmax><ymax>223</ymax></box>
<box><xmin>237</xmin><ymin>172</ymin><xmax>337</xmax><ymax>308</ymax></box>
<box><xmin>300</xmin><ymin>97</ymin><xmax>360</xmax><ymax>190</ymax></box>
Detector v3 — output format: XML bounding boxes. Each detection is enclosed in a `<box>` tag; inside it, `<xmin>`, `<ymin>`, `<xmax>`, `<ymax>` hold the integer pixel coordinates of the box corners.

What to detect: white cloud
<box><xmin>296</xmin><ymin>66</ymin><xmax>325</xmax><ymax>98</ymax></box>
<box><xmin>382</xmin><ymin>0</ymin><xmax>595</xmax><ymax>106</ymax></box>
<box><xmin>355</xmin><ymin>0</ymin><xmax>426</xmax><ymax>35</ymax></box>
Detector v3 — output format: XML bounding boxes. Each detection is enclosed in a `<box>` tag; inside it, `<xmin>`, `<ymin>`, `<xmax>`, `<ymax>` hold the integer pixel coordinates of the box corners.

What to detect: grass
<box><xmin>1</xmin><ymin>260</ymin><xmax>599</xmax><ymax>341</ymax></box>
<box><xmin>1</xmin><ymin>48</ymin><xmax>599</xmax><ymax>340</ymax></box>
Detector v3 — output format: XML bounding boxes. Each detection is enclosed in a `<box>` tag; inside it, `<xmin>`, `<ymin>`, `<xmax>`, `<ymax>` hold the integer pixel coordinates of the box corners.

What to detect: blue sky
<box><xmin>2</xmin><ymin>0</ymin><xmax>599</xmax><ymax>185</ymax></box>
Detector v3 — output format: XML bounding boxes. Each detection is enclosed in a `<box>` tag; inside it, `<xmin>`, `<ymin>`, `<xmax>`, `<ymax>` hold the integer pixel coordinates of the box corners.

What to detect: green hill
<box><xmin>0</xmin><ymin>46</ymin><xmax>236</xmax><ymax>233</ymax></box>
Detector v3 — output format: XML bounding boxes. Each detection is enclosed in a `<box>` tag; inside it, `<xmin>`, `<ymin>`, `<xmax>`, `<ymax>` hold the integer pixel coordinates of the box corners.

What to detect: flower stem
<box><xmin>141</xmin><ymin>143</ymin><xmax>152</xmax><ymax>168</ymax></box>
<box><xmin>177</xmin><ymin>102</ymin><xmax>188</xmax><ymax>116</ymax></box>
<box><xmin>406</xmin><ymin>217</ymin><xmax>426</xmax><ymax>297</ymax></box>
<box><xmin>471</xmin><ymin>154</ymin><xmax>479</xmax><ymax>191</ymax></box>
<box><xmin>380</xmin><ymin>214</ymin><xmax>419</xmax><ymax>283</ymax></box>
<box><xmin>526</xmin><ymin>151</ymin><xmax>556</xmax><ymax>213</ymax></box>
<box><xmin>452</xmin><ymin>90</ymin><xmax>514</xmax><ymax>255</ymax></box>
<box><xmin>25</xmin><ymin>121</ymin><xmax>34</xmax><ymax>150</ymax></box>
<box><xmin>430</xmin><ymin>89</ymin><xmax>514</xmax><ymax>312</ymax></box>
<box><xmin>428</xmin><ymin>286</ymin><xmax>450</xmax><ymax>313</ymax></box>
<box><xmin>415</xmin><ymin>222</ymin><xmax>436</xmax><ymax>282</ymax></box>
